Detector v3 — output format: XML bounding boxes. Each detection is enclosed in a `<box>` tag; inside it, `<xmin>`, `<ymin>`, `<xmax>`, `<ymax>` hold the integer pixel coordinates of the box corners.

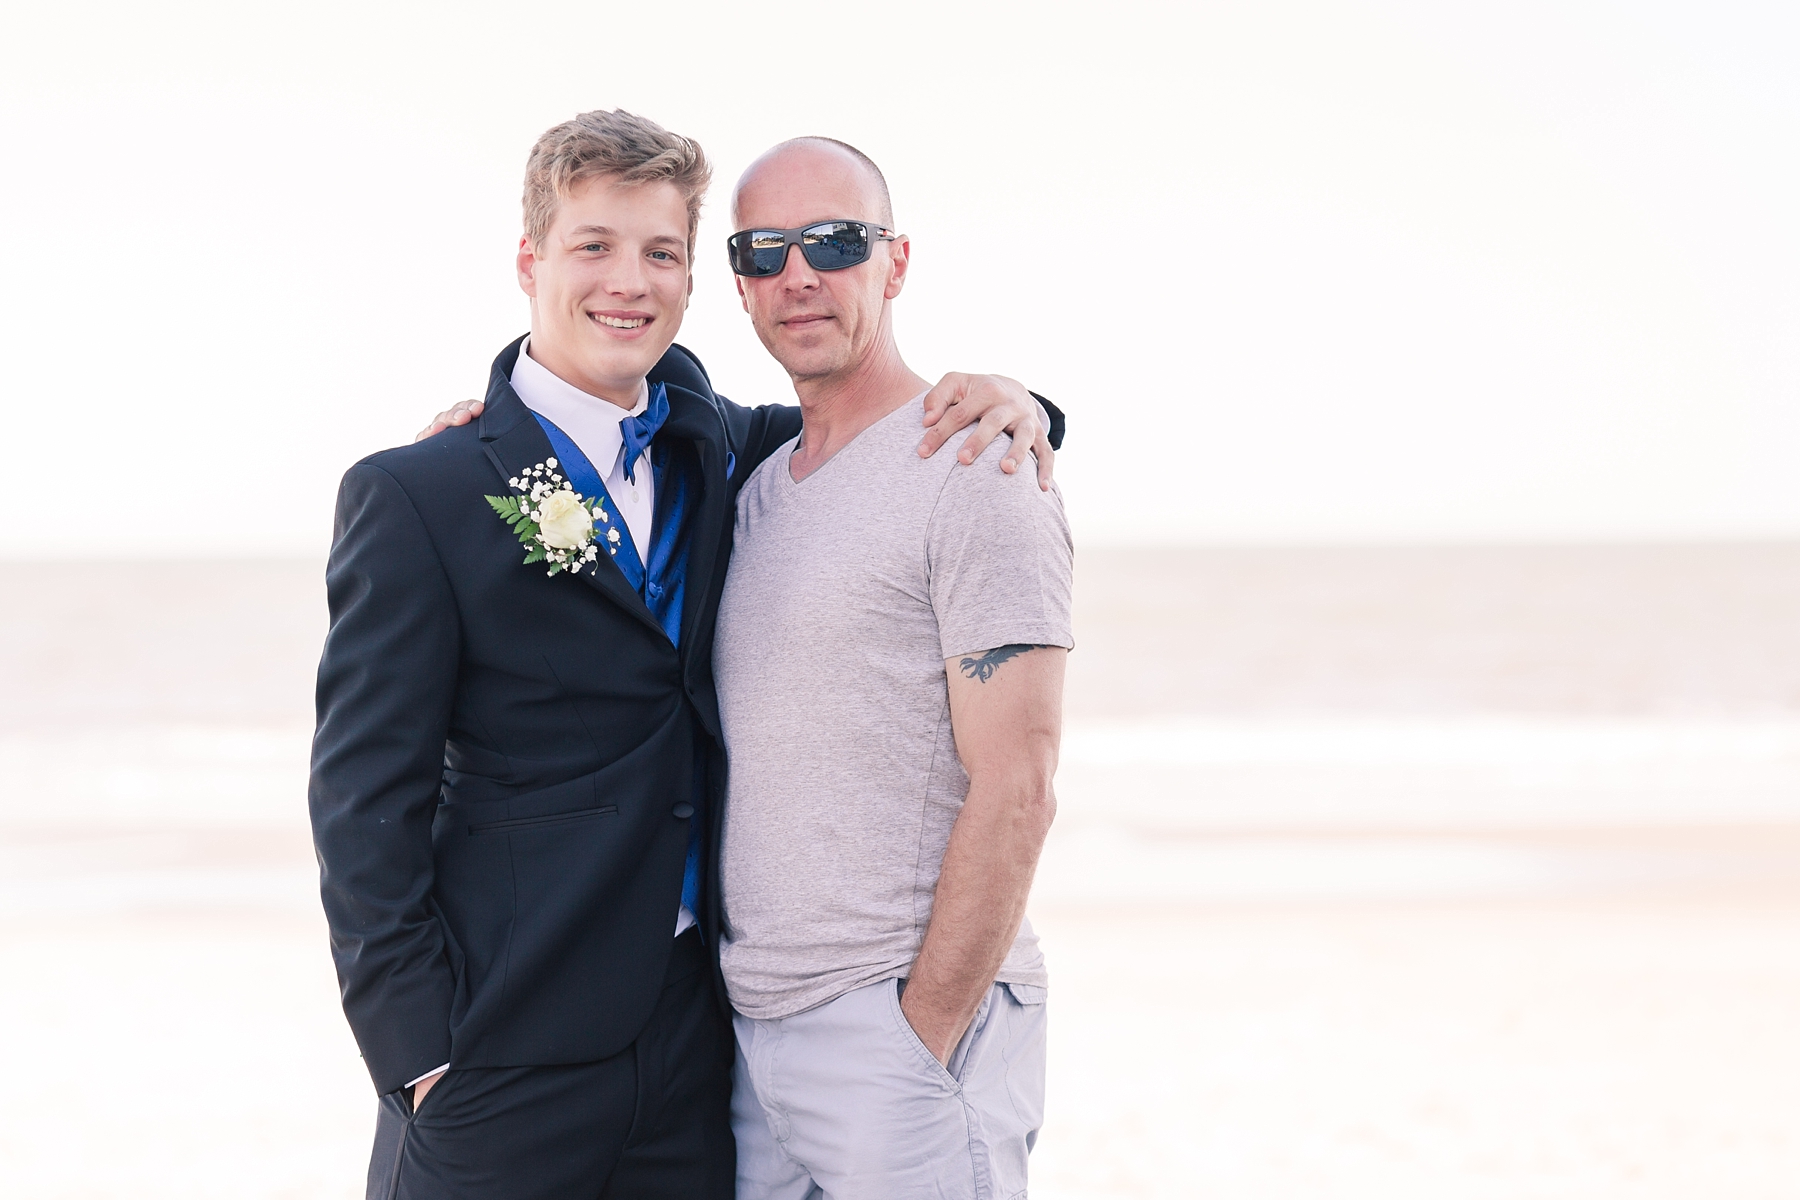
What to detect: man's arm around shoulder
<box><xmin>901</xmin><ymin>644</ymin><xmax>1066</xmax><ymax>1063</ymax></box>
<box><xmin>310</xmin><ymin>460</ymin><xmax>462</xmax><ymax>1095</ymax></box>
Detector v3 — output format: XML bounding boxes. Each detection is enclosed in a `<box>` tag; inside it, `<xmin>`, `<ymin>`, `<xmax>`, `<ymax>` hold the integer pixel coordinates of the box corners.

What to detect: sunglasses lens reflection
<box><xmin>800</xmin><ymin>222</ymin><xmax>869</xmax><ymax>270</ymax></box>
<box><xmin>730</xmin><ymin>223</ymin><xmax>875</xmax><ymax>276</ymax></box>
<box><xmin>727</xmin><ymin>231</ymin><xmax>791</xmax><ymax>277</ymax></box>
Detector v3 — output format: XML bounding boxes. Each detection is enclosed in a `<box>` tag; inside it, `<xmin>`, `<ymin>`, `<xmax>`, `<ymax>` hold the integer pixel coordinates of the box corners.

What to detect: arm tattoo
<box><xmin>958</xmin><ymin>644</ymin><xmax>1049</xmax><ymax>683</ymax></box>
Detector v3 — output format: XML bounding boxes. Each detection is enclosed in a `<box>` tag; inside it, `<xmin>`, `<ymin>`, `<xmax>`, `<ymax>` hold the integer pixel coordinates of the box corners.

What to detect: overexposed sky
<box><xmin>2</xmin><ymin>0</ymin><xmax>1795</xmax><ymax>554</ymax></box>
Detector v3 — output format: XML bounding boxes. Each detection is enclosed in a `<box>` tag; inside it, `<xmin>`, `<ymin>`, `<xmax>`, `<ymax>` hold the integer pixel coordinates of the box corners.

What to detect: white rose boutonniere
<box><xmin>484</xmin><ymin>458</ymin><xmax>620</xmax><ymax>576</ymax></box>
<box><xmin>535</xmin><ymin>489</ymin><xmax>594</xmax><ymax>550</ymax></box>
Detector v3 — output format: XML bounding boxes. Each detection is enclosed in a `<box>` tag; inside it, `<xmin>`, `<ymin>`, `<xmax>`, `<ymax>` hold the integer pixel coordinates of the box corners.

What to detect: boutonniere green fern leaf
<box><xmin>484</xmin><ymin>458</ymin><xmax>622</xmax><ymax>576</ymax></box>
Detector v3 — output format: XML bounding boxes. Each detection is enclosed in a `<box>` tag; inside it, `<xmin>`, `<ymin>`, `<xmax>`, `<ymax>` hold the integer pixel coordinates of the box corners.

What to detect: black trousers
<box><xmin>366</xmin><ymin>929</ymin><xmax>733</xmax><ymax>1200</ymax></box>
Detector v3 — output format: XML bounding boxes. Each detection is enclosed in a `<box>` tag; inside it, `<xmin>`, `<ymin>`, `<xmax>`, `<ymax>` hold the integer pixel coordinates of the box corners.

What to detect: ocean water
<box><xmin>4</xmin><ymin>548</ymin><xmax>1799</xmax><ymax>1198</ymax></box>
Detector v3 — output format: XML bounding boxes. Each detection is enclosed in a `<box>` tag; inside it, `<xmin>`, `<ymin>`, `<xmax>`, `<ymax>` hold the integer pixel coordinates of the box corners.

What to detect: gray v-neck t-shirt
<box><xmin>713</xmin><ymin>395</ymin><xmax>1074</xmax><ymax>1020</ymax></box>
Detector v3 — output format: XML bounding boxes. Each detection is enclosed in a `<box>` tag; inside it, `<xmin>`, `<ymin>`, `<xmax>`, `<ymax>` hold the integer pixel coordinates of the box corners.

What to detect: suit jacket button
<box><xmin>672</xmin><ymin>802</ymin><xmax>695</xmax><ymax>820</ymax></box>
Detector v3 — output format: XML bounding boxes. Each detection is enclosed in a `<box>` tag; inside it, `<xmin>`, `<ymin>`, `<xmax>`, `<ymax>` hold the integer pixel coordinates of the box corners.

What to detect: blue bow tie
<box><xmin>619</xmin><ymin>382</ymin><xmax>669</xmax><ymax>484</ymax></box>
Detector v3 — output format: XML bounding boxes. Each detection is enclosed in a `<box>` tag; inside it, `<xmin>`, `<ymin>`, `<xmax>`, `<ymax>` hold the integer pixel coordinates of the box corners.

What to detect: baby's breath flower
<box><xmin>488</xmin><ymin>457</ymin><xmax>618</xmax><ymax>578</ymax></box>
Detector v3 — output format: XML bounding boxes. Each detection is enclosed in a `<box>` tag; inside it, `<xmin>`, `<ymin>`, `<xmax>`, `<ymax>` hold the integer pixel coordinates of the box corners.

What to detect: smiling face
<box><xmin>516</xmin><ymin>174</ymin><xmax>693</xmax><ymax>407</ymax></box>
<box><xmin>732</xmin><ymin>142</ymin><xmax>909</xmax><ymax>386</ymax></box>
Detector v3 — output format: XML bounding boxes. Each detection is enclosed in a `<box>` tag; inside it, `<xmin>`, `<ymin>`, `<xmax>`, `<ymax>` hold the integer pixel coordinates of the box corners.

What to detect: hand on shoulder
<box><xmin>416</xmin><ymin>399</ymin><xmax>485</xmax><ymax>442</ymax></box>
<box><xmin>916</xmin><ymin>373</ymin><xmax>1055</xmax><ymax>491</ymax></box>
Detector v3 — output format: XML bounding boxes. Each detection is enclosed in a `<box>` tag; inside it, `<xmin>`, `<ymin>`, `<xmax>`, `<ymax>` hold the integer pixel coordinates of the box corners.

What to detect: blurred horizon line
<box><xmin>9</xmin><ymin>534</ymin><xmax>1800</xmax><ymax>565</ymax></box>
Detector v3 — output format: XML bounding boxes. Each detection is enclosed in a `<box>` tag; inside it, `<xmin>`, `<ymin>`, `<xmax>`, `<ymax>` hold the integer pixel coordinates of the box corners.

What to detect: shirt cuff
<box><xmin>405</xmin><ymin>1064</ymin><xmax>449</xmax><ymax>1090</ymax></box>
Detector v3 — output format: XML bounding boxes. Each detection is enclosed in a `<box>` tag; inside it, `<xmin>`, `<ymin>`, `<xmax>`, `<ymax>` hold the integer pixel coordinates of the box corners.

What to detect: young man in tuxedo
<box><xmin>308</xmin><ymin>109</ymin><xmax>1059</xmax><ymax>1200</ymax></box>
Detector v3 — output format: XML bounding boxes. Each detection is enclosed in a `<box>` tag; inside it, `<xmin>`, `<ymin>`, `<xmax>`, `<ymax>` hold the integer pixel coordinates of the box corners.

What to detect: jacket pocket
<box><xmin>467</xmin><ymin>805</ymin><xmax>617</xmax><ymax>835</ymax></box>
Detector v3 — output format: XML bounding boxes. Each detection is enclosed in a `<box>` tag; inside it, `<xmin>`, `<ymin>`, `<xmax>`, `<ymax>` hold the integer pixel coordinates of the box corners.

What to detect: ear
<box><xmin>883</xmin><ymin>235</ymin><xmax>911</xmax><ymax>301</ymax></box>
<box><xmin>516</xmin><ymin>235</ymin><xmax>539</xmax><ymax>298</ymax></box>
<box><xmin>736</xmin><ymin>273</ymin><xmax>749</xmax><ymax>313</ymax></box>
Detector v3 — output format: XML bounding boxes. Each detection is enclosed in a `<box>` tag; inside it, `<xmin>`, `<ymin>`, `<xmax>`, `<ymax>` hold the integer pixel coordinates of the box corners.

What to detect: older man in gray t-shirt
<box><xmin>713</xmin><ymin>136</ymin><xmax>1073</xmax><ymax>1200</ymax></box>
<box><xmin>717</xmin><ymin>394</ymin><xmax>1070</xmax><ymax>1016</ymax></box>
<box><xmin>716</xmin><ymin>397</ymin><xmax>1071</xmax><ymax>1198</ymax></box>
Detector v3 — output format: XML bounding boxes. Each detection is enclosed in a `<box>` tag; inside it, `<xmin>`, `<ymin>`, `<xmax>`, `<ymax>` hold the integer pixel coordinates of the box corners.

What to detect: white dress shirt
<box><xmin>510</xmin><ymin>338</ymin><xmax>657</xmax><ymax>558</ymax></box>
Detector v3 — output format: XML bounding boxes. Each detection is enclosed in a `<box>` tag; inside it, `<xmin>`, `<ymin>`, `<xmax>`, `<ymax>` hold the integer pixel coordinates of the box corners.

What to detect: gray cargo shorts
<box><xmin>731</xmin><ymin>977</ymin><xmax>1048</xmax><ymax>1200</ymax></box>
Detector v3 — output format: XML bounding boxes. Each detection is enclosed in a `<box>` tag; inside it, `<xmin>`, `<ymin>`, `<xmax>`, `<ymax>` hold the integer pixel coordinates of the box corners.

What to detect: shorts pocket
<box><xmin>1002</xmin><ymin>981</ymin><xmax>1046</xmax><ymax>1007</ymax></box>
<box><xmin>886</xmin><ymin>978</ymin><xmax>962</xmax><ymax>1092</ymax></box>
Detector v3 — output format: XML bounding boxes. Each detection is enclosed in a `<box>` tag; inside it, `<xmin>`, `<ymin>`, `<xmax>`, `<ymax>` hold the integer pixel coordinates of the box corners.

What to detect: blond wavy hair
<box><xmin>522</xmin><ymin>109</ymin><xmax>711</xmax><ymax>250</ymax></box>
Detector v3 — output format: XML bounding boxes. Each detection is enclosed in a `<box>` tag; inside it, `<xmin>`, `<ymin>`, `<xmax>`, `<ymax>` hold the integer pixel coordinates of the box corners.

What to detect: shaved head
<box><xmin>729</xmin><ymin>135</ymin><xmax>914</xmax><ymax>391</ymax></box>
<box><xmin>732</xmin><ymin>136</ymin><xmax>894</xmax><ymax>228</ymax></box>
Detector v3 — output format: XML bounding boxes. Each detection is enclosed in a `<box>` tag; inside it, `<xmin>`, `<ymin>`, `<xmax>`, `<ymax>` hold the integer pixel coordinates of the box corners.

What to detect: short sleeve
<box><xmin>925</xmin><ymin>440</ymin><xmax>1075</xmax><ymax>661</ymax></box>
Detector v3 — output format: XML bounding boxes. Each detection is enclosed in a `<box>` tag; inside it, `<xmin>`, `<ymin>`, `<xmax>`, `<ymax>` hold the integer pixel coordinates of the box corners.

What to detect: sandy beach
<box><xmin>4</xmin><ymin>546</ymin><xmax>1799</xmax><ymax>1198</ymax></box>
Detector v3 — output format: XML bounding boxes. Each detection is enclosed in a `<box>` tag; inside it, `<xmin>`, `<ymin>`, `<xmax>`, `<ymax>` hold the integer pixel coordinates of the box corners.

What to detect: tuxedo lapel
<box><xmin>477</xmin><ymin>356</ymin><xmax>662</xmax><ymax>639</ymax></box>
<box><xmin>654</xmin><ymin>384</ymin><xmax>730</xmax><ymax>659</ymax></box>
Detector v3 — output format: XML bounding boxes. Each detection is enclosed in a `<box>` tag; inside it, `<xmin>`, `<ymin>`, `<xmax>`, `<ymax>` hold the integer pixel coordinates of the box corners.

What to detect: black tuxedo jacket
<box><xmin>310</xmin><ymin>337</ymin><xmax>801</xmax><ymax>1095</ymax></box>
<box><xmin>310</xmin><ymin>338</ymin><xmax>1065</xmax><ymax>1096</ymax></box>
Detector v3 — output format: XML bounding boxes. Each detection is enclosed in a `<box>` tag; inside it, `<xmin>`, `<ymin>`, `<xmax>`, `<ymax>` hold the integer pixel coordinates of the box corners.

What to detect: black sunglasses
<box><xmin>726</xmin><ymin>220</ymin><xmax>898</xmax><ymax>277</ymax></box>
